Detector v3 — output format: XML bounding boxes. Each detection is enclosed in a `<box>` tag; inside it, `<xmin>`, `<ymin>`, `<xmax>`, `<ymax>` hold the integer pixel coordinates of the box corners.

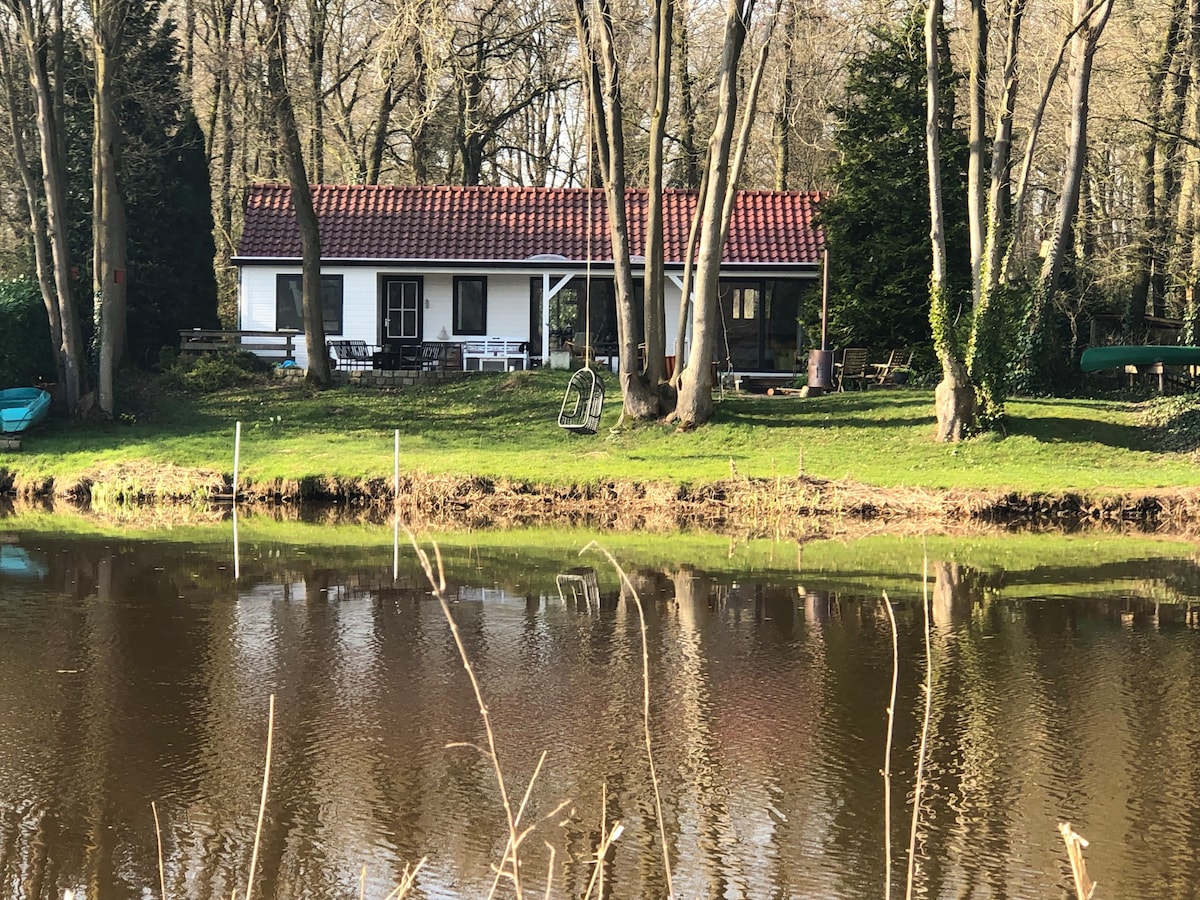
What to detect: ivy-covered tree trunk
<box><xmin>926</xmin><ymin>0</ymin><xmax>974</xmax><ymax>442</ymax></box>
<box><xmin>966</xmin><ymin>0</ymin><xmax>1026</xmax><ymax>427</ymax></box>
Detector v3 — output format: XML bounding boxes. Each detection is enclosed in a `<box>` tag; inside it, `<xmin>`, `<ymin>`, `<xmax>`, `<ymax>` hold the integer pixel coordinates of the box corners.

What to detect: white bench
<box><xmin>461</xmin><ymin>337</ymin><xmax>529</xmax><ymax>372</ymax></box>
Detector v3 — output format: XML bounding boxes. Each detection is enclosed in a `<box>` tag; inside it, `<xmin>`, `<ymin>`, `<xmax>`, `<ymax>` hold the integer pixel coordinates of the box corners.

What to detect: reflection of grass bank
<box><xmin>3</xmin><ymin>507</ymin><xmax>1196</xmax><ymax>605</ymax></box>
<box><xmin>4</xmin><ymin>370</ymin><xmax>1200</xmax><ymax>528</ymax></box>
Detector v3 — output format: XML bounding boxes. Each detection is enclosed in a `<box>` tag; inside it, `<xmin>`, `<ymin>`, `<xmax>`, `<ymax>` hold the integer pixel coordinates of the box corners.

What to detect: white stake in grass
<box><xmin>233</xmin><ymin>421</ymin><xmax>242</xmax><ymax>580</ymax></box>
<box><xmin>233</xmin><ymin>421</ymin><xmax>242</xmax><ymax>501</ymax></box>
<box><xmin>393</xmin><ymin>429</ymin><xmax>400</xmax><ymax>582</ymax></box>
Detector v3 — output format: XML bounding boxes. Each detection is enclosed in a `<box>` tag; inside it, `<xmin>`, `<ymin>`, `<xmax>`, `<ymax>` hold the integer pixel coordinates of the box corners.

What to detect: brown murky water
<box><xmin>2</xmin><ymin>527</ymin><xmax>1200</xmax><ymax>898</ymax></box>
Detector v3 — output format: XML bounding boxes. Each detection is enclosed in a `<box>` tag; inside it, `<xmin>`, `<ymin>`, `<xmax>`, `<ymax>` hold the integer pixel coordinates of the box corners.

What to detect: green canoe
<box><xmin>1080</xmin><ymin>345</ymin><xmax>1200</xmax><ymax>373</ymax></box>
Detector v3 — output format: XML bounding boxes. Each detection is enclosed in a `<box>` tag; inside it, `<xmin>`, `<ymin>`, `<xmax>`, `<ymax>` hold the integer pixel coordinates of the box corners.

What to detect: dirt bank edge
<box><xmin>3</xmin><ymin>461</ymin><xmax>1198</xmax><ymax>536</ymax></box>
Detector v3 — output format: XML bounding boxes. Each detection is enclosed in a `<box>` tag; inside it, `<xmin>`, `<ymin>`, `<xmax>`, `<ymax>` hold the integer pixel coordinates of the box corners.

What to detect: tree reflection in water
<box><xmin>0</xmin><ymin>532</ymin><xmax>1199</xmax><ymax>898</ymax></box>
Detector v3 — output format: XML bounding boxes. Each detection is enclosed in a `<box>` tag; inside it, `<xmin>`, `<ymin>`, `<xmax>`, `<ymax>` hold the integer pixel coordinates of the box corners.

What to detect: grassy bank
<box><xmin>3</xmin><ymin>368</ymin><xmax>1200</xmax><ymax>525</ymax></box>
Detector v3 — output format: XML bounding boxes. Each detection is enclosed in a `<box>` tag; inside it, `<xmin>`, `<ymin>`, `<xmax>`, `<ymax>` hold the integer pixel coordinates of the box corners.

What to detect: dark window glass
<box><xmin>454</xmin><ymin>277</ymin><xmax>487</xmax><ymax>335</ymax></box>
<box><xmin>276</xmin><ymin>274</ymin><xmax>344</xmax><ymax>334</ymax></box>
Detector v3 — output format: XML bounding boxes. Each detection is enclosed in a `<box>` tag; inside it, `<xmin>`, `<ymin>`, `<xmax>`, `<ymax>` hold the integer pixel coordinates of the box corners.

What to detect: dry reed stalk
<box><xmin>479</xmin><ymin>752</ymin><xmax>569</xmax><ymax>898</ymax></box>
<box><xmin>405</xmin><ymin>530</ymin><xmax>527</xmax><ymax>900</ymax></box>
<box><xmin>881</xmin><ymin>593</ymin><xmax>899</xmax><ymax>900</ymax></box>
<box><xmin>381</xmin><ymin>858</ymin><xmax>427</xmax><ymax>900</ymax></box>
<box><xmin>584</xmin><ymin>542</ymin><xmax>675</xmax><ymax>899</ymax></box>
<box><xmin>582</xmin><ymin>785</ymin><xmax>625</xmax><ymax>900</ymax></box>
<box><xmin>152</xmin><ymin>801</ymin><xmax>167</xmax><ymax>900</ymax></box>
<box><xmin>905</xmin><ymin>555</ymin><xmax>933</xmax><ymax>900</ymax></box>
<box><xmin>1058</xmin><ymin>822</ymin><xmax>1096</xmax><ymax>899</ymax></box>
<box><xmin>541</xmin><ymin>843</ymin><xmax>557</xmax><ymax>900</ymax></box>
<box><xmin>245</xmin><ymin>694</ymin><xmax>275</xmax><ymax>900</ymax></box>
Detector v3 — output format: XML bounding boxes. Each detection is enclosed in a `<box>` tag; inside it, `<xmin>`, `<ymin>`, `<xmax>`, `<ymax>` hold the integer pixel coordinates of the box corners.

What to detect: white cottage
<box><xmin>232</xmin><ymin>183</ymin><xmax>824</xmax><ymax>374</ymax></box>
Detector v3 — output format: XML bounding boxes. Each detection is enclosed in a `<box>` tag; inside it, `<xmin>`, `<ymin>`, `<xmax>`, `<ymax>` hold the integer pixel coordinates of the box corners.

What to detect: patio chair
<box><xmin>872</xmin><ymin>348</ymin><xmax>914</xmax><ymax>387</ymax></box>
<box><xmin>328</xmin><ymin>340</ymin><xmax>377</xmax><ymax>370</ymax></box>
<box><xmin>834</xmin><ymin>347</ymin><xmax>870</xmax><ymax>391</ymax></box>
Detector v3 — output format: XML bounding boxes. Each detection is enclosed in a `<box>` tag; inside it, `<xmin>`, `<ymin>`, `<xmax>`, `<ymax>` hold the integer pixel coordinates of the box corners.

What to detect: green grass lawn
<box><xmin>4</xmin><ymin>368</ymin><xmax>1198</xmax><ymax>494</ymax></box>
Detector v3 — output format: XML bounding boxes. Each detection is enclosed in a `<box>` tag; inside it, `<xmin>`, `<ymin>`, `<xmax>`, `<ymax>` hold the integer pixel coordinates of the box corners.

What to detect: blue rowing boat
<box><xmin>1080</xmin><ymin>345</ymin><xmax>1200</xmax><ymax>373</ymax></box>
<box><xmin>0</xmin><ymin>387</ymin><xmax>50</xmax><ymax>434</ymax></box>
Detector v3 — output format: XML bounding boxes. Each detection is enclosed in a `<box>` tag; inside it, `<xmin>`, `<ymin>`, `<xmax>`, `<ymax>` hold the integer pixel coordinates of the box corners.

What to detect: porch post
<box><xmin>542</xmin><ymin>272</ymin><xmax>551</xmax><ymax>363</ymax></box>
<box><xmin>668</xmin><ymin>273</ymin><xmax>691</xmax><ymax>366</ymax></box>
<box><xmin>541</xmin><ymin>272</ymin><xmax>575</xmax><ymax>365</ymax></box>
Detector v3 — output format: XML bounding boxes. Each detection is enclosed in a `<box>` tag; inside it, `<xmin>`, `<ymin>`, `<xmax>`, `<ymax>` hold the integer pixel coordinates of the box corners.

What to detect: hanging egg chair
<box><xmin>558</xmin><ymin>367</ymin><xmax>604</xmax><ymax>434</ymax></box>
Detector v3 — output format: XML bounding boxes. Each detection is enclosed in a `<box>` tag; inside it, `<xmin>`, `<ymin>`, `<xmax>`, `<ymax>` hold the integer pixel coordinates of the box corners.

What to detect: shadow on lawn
<box><xmin>719</xmin><ymin>393</ymin><xmax>934</xmax><ymax>431</ymax></box>
<box><xmin>1003</xmin><ymin>414</ymin><xmax>1157</xmax><ymax>451</ymax></box>
<box><xmin>726</xmin><ymin>391</ymin><xmax>1164</xmax><ymax>452</ymax></box>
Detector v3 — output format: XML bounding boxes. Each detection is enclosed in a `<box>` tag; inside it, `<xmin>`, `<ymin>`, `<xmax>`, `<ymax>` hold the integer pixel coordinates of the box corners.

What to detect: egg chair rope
<box><xmin>558</xmin><ymin>89</ymin><xmax>604</xmax><ymax>435</ymax></box>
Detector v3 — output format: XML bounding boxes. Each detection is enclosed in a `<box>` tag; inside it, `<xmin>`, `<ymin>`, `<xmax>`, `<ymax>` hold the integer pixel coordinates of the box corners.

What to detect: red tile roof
<box><xmin>235</xmin><ymin>183</ymin><xmax>824</xmax><ymax>266</ymax></box>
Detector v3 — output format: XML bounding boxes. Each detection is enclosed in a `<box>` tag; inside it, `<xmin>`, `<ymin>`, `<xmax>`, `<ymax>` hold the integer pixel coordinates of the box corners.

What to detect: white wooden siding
<box><xmin>238</xmin><ymin>265</ymin><xmax>683</xmax><ymax>369</ymax></box>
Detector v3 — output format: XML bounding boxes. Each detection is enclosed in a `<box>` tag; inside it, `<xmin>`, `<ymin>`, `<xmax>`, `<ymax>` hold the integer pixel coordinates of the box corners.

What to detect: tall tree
<box><xmin>641</xmin><ymin>0</ymin><xmax>673</xmax><ymax>395</ymax></box>
<box><xmin>91</xmin><ymin>0</ymin><xmax>133</xmax><ymax>417</ymax></box>
<box><xmin>819</xmin><ymin>10</ymin><xmax>968</xmax><ymax>354</ymax></box>
<box><xmin>573</xmin><ymin>0</ymin><xmax>661</xmax><ymax>420</ymax></box>
<box><xmin>0</xmin><ymin>0</ymin><xmax>86</xmax><ymax>412</ymax></box>
<box><xmin>1124</xmin><ymin>0</ymin><xmax>1184</xmax><ymax>332</ymax></box>
<box><xmin>120</xmin><ymin>16</ymin><xmax>219</xmax><ymax>364</ymax></box>
<box><xmin>965</xmin><ymin>0</ymin><xmax>986</xmax><ymax>303</ymax></box>
<box><xmin>258</xmin><ymin>0</ymin><xmax>330</xmax><ymax>385</ymax></box>
<box><xmin>964</xmin><ymin>0</ymin><xmax>1026</xmax><ymax>425</ymax></box>
<box><xmin>673</xmin><ymin>0</ymin><xmax>767</xmax><ymax>428</ymax></box>
<box><xmin>0</xmin><ymin>29</ymin><xmax>62</xmax><ymax>377</ymax></box>
<box><xmin>926</xmin><ymin>0</ymin><xmax>974</xmax><ymax>441</ymax></box>
<box><xmin>1015</xmin><ymin>0</ymin><xmax>1114</xmax><ymax>392</ymax></box>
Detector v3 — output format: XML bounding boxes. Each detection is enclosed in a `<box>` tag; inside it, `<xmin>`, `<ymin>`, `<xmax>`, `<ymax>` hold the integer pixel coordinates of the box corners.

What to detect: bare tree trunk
<box><xmin>306</xmin><ymin>0</ymin><xmax>326</xmax><ymax>182</ymax></box>
<box><xmin>0</xmin><ymin>32</ymin><xmax>63</xmax><ymax>381</ymax></box>
<box><xmin>574</xmin><ymin>0</ymin><xmax>661</xmax><ymax>420</ymax></box>
<box><xmin>183</xmin><ymin>0</ymin><xmax>194</xmax><ymax>79</ymax></box>
<box><xmin>674</xmin><ymin>0</ymin><xmax>755</xmax><ymax>428</ymax></box>
<box><xmin>1021</xmin><ymin>0</ymin><xmax>1114</xmax><ymax>389</ymax></box>
<box><xmin>10</xmin><ymin>0</ymin><xmax>85</xmax><ymax>412</ymax></box>
<box><xmin>1003</xmin><ymin>0</ymin><xmax>1109</xmax><ymax>285</ymax></box>
<box><xmin>673</xmin><ymin>2</ymin><xmax>700</xmax><ymax>189</ymax></box>
<box><xmin>93</xmin><ymin>5</ymin><xmax>130</xmax><ymax>418</ymax></box>
<box><xmin>260</xmin><ymin>0</ymin><xmax>331</xmax><ymax>386</ymax></box>
<box><xmin>411</xmin><ymin>40</ymin><xmax>432</xmax><ymax>183</ymax></box>
<box><xmin>365</xmin><ymin>82</ymin><xmax>395</xmax><ymax>184</ymax></box>
<box><xmin>772</xmin><ymin>0</ymin><xmax>797</xmax><ymax>192</ymax></box>
<box><xmin>926</xmin><ymin>0</ymin><xmax>974</xmax><ymax>442</ymax></box>
<box><xmin>966</xmin><ymin>0</ymin><xmax>987</xmax><ymax>303</ymax></box>
<box><xmin>1171</xmin><ymin>0</ymin><xmax>1200</xmax><ymax>309</ymax></box>
<box><xmin>642</xmin><ymin>0</ymin><xmax>672</xmax><ymax>394</ymax></box>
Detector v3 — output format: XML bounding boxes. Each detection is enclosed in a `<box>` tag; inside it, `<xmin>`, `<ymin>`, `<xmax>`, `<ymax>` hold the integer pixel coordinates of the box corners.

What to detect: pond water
<box><xmin>1</xmin><ymin>517</ymin><xmax>1200</xmax><ymax>899</ymax></box>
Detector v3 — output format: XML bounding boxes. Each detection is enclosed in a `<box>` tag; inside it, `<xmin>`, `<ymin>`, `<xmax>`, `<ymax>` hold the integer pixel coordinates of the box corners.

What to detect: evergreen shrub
<box><xmin>0</xmin><ymin>278</ymin><xmax>56</xmax><ymax>387</ymax></box>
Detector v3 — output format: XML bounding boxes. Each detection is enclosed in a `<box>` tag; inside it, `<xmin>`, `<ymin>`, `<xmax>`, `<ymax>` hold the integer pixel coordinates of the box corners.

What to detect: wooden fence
<box><xmin>179</xmin><ymin>329</ymin><xmax>298</xmax><ymax>362</ymax></box>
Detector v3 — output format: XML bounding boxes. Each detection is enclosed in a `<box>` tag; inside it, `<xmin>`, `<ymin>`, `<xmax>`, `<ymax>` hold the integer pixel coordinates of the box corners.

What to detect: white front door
<box><xmin>382</xmin><ymin>277</ymin><xmax>422</xmax><ymax>344</ymax></box>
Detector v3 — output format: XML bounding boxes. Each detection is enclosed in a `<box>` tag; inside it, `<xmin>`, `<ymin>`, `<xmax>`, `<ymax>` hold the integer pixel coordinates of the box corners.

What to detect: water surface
<box><xmin>1</xmin><ymin>522</ymin><xmax>1199</xmax><ymax>898</ymax></box>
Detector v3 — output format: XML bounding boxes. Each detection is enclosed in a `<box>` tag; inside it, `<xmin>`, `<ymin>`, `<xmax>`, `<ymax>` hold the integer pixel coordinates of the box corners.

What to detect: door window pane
<box><xmin>386</xmin><ymin>280</ymin><xmax>420</xmax><ymax>339</ymax></box>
